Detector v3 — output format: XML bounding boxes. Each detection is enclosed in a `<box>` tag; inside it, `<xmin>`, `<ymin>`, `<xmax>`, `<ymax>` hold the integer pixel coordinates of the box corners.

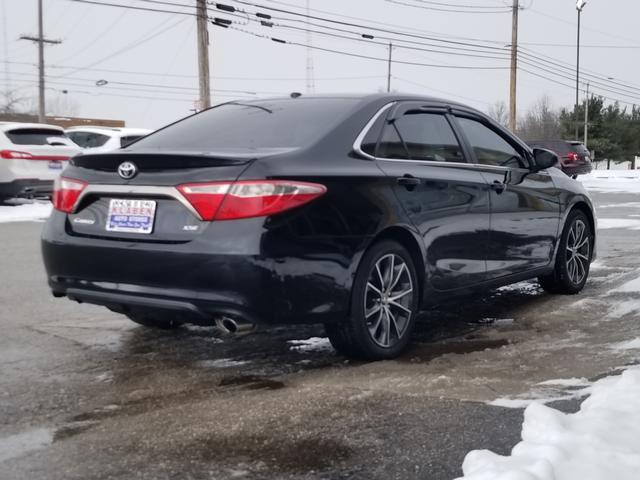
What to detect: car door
<box><xmin>373</xmin><ymin>102</ymin><xmax>491</xmax><ymax>291</ymax></box>
<box><xmin>451</xmin><ymin>112</ymin><xmax>561</xmax><ymax>279</ymax></box>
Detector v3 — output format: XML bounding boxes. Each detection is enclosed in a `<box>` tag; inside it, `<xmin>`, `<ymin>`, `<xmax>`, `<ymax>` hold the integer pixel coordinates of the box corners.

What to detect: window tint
<box><xmin>67</xmin><ymin>132</ymin><xmax>110</xmax><ymax>148</ymax></box>
<box><xmin>132</xmin><ymin>98</ymin><xmax>360</xmax><ymax>152</ymax></box>
<box><xmin>568</xmin><ymin>142</ymin><xmax>589</xmax><ymax>155</ymax></box>
<box><xmin>377</xmin><ymin>112</ymin><xmax>464</xmax><ymax>162</ymax></box>
<box><xmin>5</xmin><ymin>128</ymin><xmax>66</xmax><ymax>146</ymax></box>
<box><xmin>120</xmin><ymin>135</ymin><xmax>145</xmax><ymax>148</ymax></box>
<box><xmin>456</xmin><ymin>117</ymin><xmax>526</xmax><ymax>168</ymax></box>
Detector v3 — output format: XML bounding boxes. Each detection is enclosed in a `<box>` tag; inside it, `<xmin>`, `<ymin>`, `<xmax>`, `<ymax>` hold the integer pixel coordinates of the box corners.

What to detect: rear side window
<box><xmin>120</xmin><ymin>135</ymin><xmax>145</xmax><ymax>148</ymax></box>
<box><xmin>456</xmin><ymin>117</ymin><xmax>527</xmax><ymax>168</ymax></box>
<box><xmin>67</xmin><ymin>132</ymin><xmax>110</xmax><ymax>148</ymax></box>
<box><xmin>5</xmin><ymin>128</ymin><xmax>65</xmax><ymax>145</ymax></box>
<box><xmin>378</xmin><ymin>112</ymin><xmax>465</xmax><ymax>162</ymax></box>
<box><xmin>132</xmin><ymin>98</ymin><xmax>361</xmax><ymax>152</ymax></box>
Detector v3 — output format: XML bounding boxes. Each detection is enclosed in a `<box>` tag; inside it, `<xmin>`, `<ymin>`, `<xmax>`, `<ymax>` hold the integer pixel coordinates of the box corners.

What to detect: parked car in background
<box><xmin>42</xmin><ymin>94</ymin><xmax>596</xmax><ymax>361</ymax></box>
<box><xmin>527</xmin><ymin>140</ymin><xmax>593</xmax><ymax>177</ymax></box>
<box><xmin>66</xmin><ymin>127</ymin><xmax>152</xmax><ymax>153</ymax></box>
<box><xmin>0</xmin><ymin>122</ymin><xmax>81</xmax><ymax>201</ymax></box>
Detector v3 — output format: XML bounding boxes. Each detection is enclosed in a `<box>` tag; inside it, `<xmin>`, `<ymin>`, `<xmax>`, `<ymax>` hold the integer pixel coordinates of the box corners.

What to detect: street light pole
<box><xmin>575</xmin><ymin>0</ymin><xmax>587</xmax><ymax>140</ymax></box>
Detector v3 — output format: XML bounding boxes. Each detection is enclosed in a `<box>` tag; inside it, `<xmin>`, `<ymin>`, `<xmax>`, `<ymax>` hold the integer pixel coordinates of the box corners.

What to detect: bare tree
<box><xmin>487</xmin><ymin>100</ymin><xmax>509</xmax><ymax>127</ymax></box>
<box><xmin>0</xmin><ymin>89</ymin><xmax>29</xmax><ymax>114</ymax></box>
<box><xmin>24</xmin><ymin>93</ymin><xmax>80</xmax><ymax>118</ymax></box>
<box><xmin>517</xmin><ymin>96</ymin><xmax>561</xmax><ymax>141</ymax></box>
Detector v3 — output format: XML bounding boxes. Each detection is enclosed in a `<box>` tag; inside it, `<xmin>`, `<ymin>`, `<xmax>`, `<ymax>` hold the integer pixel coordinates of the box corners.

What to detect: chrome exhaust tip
<box><xmin>214</xmin><ymin>316</ymin><xmax>256</xmax><ymax>336</ymax></box>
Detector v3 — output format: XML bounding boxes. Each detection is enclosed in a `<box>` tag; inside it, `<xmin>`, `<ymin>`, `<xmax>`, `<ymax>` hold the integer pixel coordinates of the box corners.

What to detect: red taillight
<box><xmin>566</xmin><ymin>152</ymin><xmax>579</xmax><ymax>162</ymax></box>
<box><xmin>177</xmin><ymin>180</ymin><xmax>327</xmax><ymax>221</ymax></box>
<box><xmin>1</xmin><ymin>149</ymin><xmax>34</xmax><ymax>160</ymax></box>
<box><xmin>52</xmin><ymin>177</ymin><xmax>88</xmax><ymax>213</ymax></box>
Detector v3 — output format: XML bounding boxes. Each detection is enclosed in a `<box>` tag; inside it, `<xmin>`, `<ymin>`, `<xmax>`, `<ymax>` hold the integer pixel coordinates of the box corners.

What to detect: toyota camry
<box><xmin>41</xmin><ymin>94</ymin><xmax>596</xmax><ymax>360</ymax></box>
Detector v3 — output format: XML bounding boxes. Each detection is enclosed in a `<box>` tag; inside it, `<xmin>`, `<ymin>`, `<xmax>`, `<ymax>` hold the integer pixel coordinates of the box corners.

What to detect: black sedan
<box><xmin>42</xmin><ymin>94</ymin><xmax>597</xmax><ymax>360</ymax></box>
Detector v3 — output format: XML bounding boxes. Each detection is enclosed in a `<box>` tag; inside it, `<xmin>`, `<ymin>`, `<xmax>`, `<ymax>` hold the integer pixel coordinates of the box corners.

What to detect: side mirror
<box><xmin>532</xmin><ymin>148</ymin><xmax>559</xmax><ymax>172</ymax></box>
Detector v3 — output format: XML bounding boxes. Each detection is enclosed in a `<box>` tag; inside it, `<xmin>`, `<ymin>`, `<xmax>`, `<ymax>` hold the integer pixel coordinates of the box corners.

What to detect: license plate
<box><xmin>106</xmin><ymin>199</ymin><xmax>156</xmax><ymax>234</ymax></box>
<box><xmin>48</xmin><ymin>160</ymin><xmax>63</xmax><ymax>170</ymax></box>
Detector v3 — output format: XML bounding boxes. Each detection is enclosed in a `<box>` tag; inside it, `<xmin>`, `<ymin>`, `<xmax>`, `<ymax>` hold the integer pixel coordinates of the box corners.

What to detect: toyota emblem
<box><xmin>117</xmin><ymin>161</ymin><xmax>138</xmax><ymax>179</ymax></box>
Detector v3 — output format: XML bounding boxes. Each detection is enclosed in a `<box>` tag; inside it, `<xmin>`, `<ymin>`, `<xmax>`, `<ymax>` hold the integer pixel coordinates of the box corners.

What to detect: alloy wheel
<box><xmin>566</xmin><ymin>219</ymin><xmax>590</xmax><ymax>285</ymax></box>
<box><xmin>364</xmin><ymin>253</ymin><xmax>414</xmax><ymax>348</ymax></box>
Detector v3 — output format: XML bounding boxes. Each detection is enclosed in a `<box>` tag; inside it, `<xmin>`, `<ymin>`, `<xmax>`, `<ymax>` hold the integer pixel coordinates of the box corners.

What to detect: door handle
<box><xmin>490</xmin><ymin>180</ymin><xmax>506</xmax><ymax>194</ymax></box>
<box><xmin>397</xmin><ymin>175</ymin><xmax>421</xmax><ymax>189</ymax></box>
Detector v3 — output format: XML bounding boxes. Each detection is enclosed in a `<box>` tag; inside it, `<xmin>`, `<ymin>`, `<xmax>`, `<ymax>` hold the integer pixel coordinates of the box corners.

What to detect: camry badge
<box><xmin>118</xmin><ymin>161</ymin><xmax>138</xmax><ymax>179</ymax></box>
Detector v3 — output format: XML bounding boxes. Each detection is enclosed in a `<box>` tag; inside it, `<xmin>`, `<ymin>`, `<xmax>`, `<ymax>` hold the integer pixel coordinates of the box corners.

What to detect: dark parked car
<box><xmin>527</xmin><ymin>140</ymin><xmax>593</xmax><ymax>177</ymax></box>
<box><xmin>42</xmin><ymin>94</ymin><xmax>597</xmax><ymax>360</ymax></box>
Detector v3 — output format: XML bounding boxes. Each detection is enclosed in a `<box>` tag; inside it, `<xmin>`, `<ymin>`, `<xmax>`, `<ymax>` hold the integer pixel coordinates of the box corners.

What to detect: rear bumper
<box><xmin>41</xmin><ymin>211</ymin><xmax>357</xmax><ymax>326</ymax></box>
<box><xmin>0</xmin><ymin>179</ymin><xmax>53</xmax><ymax>198</ymax></box>
<box><xmin>562</xmin><ymin>164</ymin><xmax>593</xmax><ymax>176</ymax></box>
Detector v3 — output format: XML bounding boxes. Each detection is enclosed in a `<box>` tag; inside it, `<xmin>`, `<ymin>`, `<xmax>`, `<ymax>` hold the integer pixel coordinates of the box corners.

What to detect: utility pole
<box><xmin>387</xmin><ymin>43</ymin><xmax>392</xmax><ymax>93</ymax></box>
<box><xmin>305</xmin><ymin>0</ymin><xmax>315</xmax><ymax>94</ymax></box>
<box><xmin>20</xmin><ymin>0</ymin><xmax>61</xmax><ymax>123</ymax></box>
<box><xmin>575</xmin><ymin>0</ymin><xmax>587</xmax><ymax>140</ymax></box>
<box><xmin>509</xmin><ymin>0</ymin><xmax>519</xmax><ymax>132</ymax></box>
<box><xmin>584</xmin><ymin>82</ymin><xmax>589</xmax><ymax>148</ymax></box>
<box><xmin>196</xmin><ymin>0</ymin><xmax>211</xmax><ymax>110</ymax></box>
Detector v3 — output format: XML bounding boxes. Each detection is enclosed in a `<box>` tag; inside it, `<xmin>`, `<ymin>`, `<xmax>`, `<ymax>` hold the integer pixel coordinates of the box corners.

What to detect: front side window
<box><xmin>456</xmin><ymin>117</ymin><xmax>527</xmax><ymax>168</ymax></box>
<box><xmin>377</xmin><ymin>112</ymin><xmax>465</xmax><ymax>162</ymax></box>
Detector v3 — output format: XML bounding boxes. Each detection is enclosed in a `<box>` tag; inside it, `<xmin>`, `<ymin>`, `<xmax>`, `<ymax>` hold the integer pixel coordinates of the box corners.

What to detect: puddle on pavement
<box><xmin>0</xmin><ymin>428</ymin><xmax>53</xmax><ymax>463</ymax></box>
<box><xmin>188</xmin><ymin>434</ymin><xmax>352</xmax><ymax>472</ymax></box>
<box><xmin>402</xmin><ymin>337</ymin><xmax>511</xmax><ymax>363</ymax></box>
<box><xmin>219</xmin><ymin>375</ymin><xmax>286</xmax><ymax>391</ymax></box>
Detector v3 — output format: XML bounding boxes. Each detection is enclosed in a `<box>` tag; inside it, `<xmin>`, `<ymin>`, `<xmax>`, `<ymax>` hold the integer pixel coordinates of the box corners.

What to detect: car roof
<box><xmin>231</xmin><ymin>93</ymin><xmax>472</xmax><ymax>109</ymax></box>
<box><xmin>65</xmin><ymin>126</ymin><xmax>152</xmax><ymax>136</ymax></box>
<box><xmin>0</xmin><ymin>122</ymin><xmax>65</xmax><ymax>132</ymax></box>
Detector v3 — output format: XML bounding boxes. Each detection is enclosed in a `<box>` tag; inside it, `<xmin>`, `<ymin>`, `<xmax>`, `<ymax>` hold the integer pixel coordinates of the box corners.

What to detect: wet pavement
<box><xmin>1</xmin><ymin>190</ymin><xmax>640</xmax><ymax>480</ymax></box>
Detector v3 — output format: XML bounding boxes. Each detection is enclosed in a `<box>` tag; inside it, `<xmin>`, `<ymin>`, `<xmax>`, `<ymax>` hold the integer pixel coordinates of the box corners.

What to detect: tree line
<box><xmin>488</xmin><ymin>96</ymin><xmax>640</xmax><ymax>164</ymax></box>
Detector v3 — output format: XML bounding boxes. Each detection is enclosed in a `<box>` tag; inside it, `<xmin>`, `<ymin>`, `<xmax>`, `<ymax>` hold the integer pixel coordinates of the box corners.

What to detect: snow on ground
<box><xmin>597</xmin><ymin>218</ymin><xmax>640</xmax><ymax>230</ymax></box>
<box><xmin>196</xmin><ymin>358</ymin><xmax>249</xmax><ymax>368</ymax></box>
<box><xmin>458</xmin><ymin>367</ymin><xmax>640</xmax><ymax>480</ymax></box>
<box><xmin>611</xmin><ymin>338</ymin><xmax>640</xmax><ymax>351</ymax></box>
<box><xmin>0</xmin><ymin>202</ymin><xmax>52</xmax><ymax>223</ymax></box>
<box><xmin>580</xmin><ymin>170</ymin><xmax>640</xmax><ymax>193</ymax></box>
<box><xmin>609</xmin><ymin>276</ymin><xmax>640</xmax><ymax>293</ymax></box>
<box><xmin>288</xmin><ymin>337</ymin><xmax>334</xmax><ymax>353</ymax></box>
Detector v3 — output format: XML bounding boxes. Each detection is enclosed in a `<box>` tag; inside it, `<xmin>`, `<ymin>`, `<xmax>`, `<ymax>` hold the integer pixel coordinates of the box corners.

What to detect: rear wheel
<box><xmin>539</xmin><ymin>210</ymin><xmax>592</xmax><ymax>294</ymax></box>
<box><xmin>326</xmin><ymin>240</ymin><xmax>419</xmax><ymax>360</ymax></box>
<box><xmin>126</xmin><ymin>313</ymin><xmax>182</xmax><ymax>329</ymax></box>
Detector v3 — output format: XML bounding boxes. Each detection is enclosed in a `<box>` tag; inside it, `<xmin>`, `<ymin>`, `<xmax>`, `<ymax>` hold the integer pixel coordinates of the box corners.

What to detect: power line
<box><xmin>385</xmin><ymin>0</ymin><xmax>512</xmax><ymax>14</ymax></box>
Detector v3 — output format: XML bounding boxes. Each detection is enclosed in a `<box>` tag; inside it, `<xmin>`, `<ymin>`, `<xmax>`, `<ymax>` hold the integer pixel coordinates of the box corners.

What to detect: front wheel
<box><xmin>539</xmin><ymin>210</ymin><xmax>593</xmax><ymax>294</ymax></box>
<box><xmin>326</xmin><ymin>240</ymin><xmax>419</xmax><ymax>360</ymax></box>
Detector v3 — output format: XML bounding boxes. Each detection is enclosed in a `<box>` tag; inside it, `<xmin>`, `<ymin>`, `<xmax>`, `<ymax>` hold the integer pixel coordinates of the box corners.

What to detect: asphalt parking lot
<box><xmin>2</xmin><ymin>189</ymin><xmax>640</xmax><ymax>480</ymax></box>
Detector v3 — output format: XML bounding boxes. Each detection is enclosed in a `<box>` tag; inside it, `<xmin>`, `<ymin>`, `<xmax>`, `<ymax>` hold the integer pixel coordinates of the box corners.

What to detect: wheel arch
<box><xmin>362</xmin><ymin>225</ymin><xmax>427</xmax><ymax>305</ymax></box>
<box><xmin>555</xmin><ymin>198</ymin><xmax>597</xmax><ymax>264</ymax></box>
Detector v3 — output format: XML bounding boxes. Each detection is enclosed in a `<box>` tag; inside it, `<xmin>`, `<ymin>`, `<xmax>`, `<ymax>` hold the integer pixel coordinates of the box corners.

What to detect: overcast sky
<box><xmin>3</xmin><ymin>0</ymin><xmax>640</xmax><ymax>129</ymax></box>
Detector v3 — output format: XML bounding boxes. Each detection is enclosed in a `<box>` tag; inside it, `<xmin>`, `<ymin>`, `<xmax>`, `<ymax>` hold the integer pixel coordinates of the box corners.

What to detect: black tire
<box><xmin>325</xmin><ymin>240</ymin><xmax>420</xmax><ymax>360</ymax></box>
<box><xmin>538</xmin><ymin>210</ymin><xmax>593</xmax><ymax>295</ymax></box>
<box><xmin>126</xmin><ymin>312</ymin><xmax>182</xmax><ymax>329</ymax></box>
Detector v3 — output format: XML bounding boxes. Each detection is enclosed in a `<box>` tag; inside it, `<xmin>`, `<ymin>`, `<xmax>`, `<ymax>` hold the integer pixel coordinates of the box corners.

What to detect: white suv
<box><xmin>66</xmin><ymin>127</ymin><xmax>152</xmax><ymax>153</ymax></box>
<box><xmin>0</xmin><ymin>122</ymin><xmax>81</xmax><ymax>200</ymax></box>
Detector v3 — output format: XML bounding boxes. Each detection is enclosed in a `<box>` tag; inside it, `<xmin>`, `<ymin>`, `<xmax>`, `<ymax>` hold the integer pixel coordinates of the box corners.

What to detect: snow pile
<box><xmin>457</xmin><ymin>367</ymin><xmax>640</xmax><ymax>480</ymax></box>
<box><xmin>0</xmin><ymin>202</ymin><xmax>52</xmax><ymax>223</ymax></box>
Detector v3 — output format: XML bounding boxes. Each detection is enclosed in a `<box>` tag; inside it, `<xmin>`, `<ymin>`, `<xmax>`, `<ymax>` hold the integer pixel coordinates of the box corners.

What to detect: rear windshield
<box><xmin>5</xmin><ymin>128</ymin><xmax>66</xmax><ymax>145</ymax></box>
<box><xmin>568</xmin><ymin>142</ymin><xmax>590</xmax><ymax>155</ymax></box>
<box><xmin>131</xmin><ymin>98</ymin><xmax>361</xmax><ymax>152</ymax></box>
<box><xmin>67</xmin><ymin>131</ymin><xmax>110</xmax><ymax>148</ymax></box>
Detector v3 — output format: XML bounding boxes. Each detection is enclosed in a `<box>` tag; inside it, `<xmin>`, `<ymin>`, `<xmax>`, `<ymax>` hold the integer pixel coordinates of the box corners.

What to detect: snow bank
<box><xmin>0</xmin><ymin>202</ymin><xmax>52</xmax><ymax>223</ymax></box>
<box><xmin>288</xmin><ymin>337</ymin><xmax>334</xmax><ymax>353</ymax></box>
<box><xmin>457</xmin><ymin>367</ymin><xmax>640</xmax><ymax>480</ymax></box>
